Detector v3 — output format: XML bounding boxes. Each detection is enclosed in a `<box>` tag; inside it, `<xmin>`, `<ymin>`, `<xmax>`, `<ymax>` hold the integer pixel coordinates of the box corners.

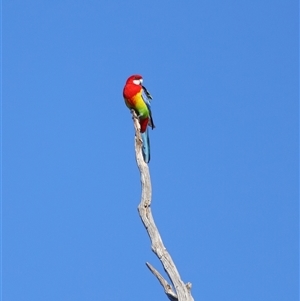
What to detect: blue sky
<box><xmin>3</xmin><ymin>1</ymin><xmax>298</xmax><ymax>300</ymax></box>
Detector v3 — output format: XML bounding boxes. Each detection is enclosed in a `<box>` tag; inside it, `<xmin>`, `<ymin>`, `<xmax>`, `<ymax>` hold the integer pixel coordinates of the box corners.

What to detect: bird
<box><xmin>123</xmin><ymin>74</ymin><xmax>155</xmax><ymax>163</ymax></box>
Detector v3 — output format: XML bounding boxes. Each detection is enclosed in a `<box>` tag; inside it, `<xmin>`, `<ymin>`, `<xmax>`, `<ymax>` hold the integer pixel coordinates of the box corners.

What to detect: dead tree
<box><xmin>131</xmin><ymin>110</ymin><xmax>194</xmax><ymax>301</ymax></box>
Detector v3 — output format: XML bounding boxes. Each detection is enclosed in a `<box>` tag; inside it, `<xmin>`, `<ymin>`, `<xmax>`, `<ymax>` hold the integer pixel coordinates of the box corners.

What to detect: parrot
<box><xmin>123</xmin><ymin>74</ymin><xmax>155</xmax><ymax>163</ymax></box>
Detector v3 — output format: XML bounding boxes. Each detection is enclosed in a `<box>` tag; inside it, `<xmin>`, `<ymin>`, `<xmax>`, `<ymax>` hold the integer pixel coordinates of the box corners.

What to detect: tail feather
<box><xmin>141</xmin><ymin>130</ymin><xmax>150</xmax><ymax>163</ymax></box>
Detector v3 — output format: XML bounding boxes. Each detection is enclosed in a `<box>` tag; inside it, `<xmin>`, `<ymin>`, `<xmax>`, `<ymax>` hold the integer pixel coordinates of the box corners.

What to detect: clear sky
<box><xmin>3</xmin><ymin>1</ymin><xmax>298</xmax><ymax>300</ymax></box>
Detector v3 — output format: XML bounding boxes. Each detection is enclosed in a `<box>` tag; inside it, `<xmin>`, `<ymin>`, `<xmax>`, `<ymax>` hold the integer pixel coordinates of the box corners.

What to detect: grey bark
<box><xmin>131</xmin><ymin>111</ymin><xmax>194</xmax><ymax>301</ymax></box>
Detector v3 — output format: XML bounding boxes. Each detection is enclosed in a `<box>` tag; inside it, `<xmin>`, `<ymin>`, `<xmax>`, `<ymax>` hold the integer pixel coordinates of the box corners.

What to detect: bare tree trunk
<box><xmin>131</xmin><ymin>111</ymin><xmax>194</xmax><ymax>301</ymax></box>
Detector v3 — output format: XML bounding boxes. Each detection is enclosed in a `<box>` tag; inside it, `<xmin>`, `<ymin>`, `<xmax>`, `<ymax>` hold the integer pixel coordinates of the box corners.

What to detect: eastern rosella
<box><xmin>123</xmin><ymin>74</ymin><xmax>155</xmax><ymax>163</ymax></box>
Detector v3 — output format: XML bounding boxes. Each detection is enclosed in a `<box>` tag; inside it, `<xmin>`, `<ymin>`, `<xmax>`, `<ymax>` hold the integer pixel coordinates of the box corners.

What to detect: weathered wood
<box><xmin>131</xmin><ymin>110</ymin><xmax>194</xmax><ymax>301</ymax></box>
<box><xmin>146</xmin><ymin>262</ymin><xmax>178</xmax><ymax>301</ymax></box>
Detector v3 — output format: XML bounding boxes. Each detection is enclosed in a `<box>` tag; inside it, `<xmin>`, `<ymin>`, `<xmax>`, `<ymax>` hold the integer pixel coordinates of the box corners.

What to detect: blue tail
<box><xmin>141</xmin><ymin>130</ymin><xmax>150</xmax><ymax>163</ymax></box>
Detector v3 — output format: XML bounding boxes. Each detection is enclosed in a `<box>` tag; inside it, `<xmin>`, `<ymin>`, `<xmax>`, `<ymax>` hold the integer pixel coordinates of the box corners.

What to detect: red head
<box><xmin>125</xmin><ymin>74</ymin><xmax>143</xmax><ymax>85</ymax></box>
<box><xmin>123</xmin><ymin>74</ymin><xmax>144</xmax><ymax>99</ymax></box>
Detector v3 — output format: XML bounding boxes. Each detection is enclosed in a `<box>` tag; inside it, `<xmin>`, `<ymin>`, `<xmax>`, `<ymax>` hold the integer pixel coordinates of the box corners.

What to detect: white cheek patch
<box><xmin>139</xmin><ymin>79</ymin><xmax>143</xmax><ymax>84</ymax></box>
<box><xmin>133</xmin><ymin>79</ymin><xmax>140</xmax><ymax>85</ymax></box>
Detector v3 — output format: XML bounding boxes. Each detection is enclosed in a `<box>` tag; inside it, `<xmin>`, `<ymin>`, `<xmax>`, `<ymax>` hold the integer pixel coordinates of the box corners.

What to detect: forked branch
<box><xmin>131</xmin><ymin>110</ymin><xmax>194</xmax><ymax>301</ymax></box>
